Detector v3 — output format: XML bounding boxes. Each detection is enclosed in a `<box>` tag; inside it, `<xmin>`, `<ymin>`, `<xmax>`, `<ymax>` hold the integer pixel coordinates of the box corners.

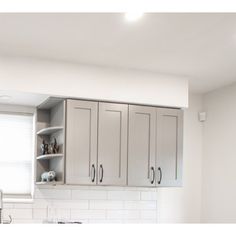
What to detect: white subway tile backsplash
<box><xmin>140</xmin><ymin>210</ymin><xmax>157</xmax><ymax>220</ymax></box>
<box><xmin>3</xmin><ymin>209</ymin><xmax>33</xmax><ymax>219</ymax></box>
<box><xmin>107</xmin><ymin>210</ymin><xmax>140</xmax><ymax>220</ymax></box>
<box><xmin>89</xmin><ymin>200</ymin><xmax>123</xmax><ymax>210</ymax></box>
<box><xmin>107</xmin><ymin>190</ymin><xmax>140</xmax><ymax>200</ymax></box>
<box><xmin>54</xmin><ymin>208</ymin><xmax>71</xmax><ymax>220</ymax></box>
<box><xmin>123</xmin><ymin>210</ymin><xmax>140</xmax><ymax>219</ymax></box>
<box><xmin>124</xmin><ymin>201</ymin><xmax>157</xmax><ymax>210</ymax></box>
<box><xmin>12</xmin><ymin>219</ymin><xmax>43</xmax><ymax>224</ymax></box>
<box><xmin>35</xmin><ymin>189</ymin><xmax>71</xmax><ymax>199</ymax></box>
<box><xmin>14</xmin><ymin>203</ymin><xmax>33</xmax><ymax>209</ymax></box>
<box><xmin>33</xmin><ymin>199</ymin><xmax>51</xmax><ymax>208</ymax></box>
<box><xmin>4</xmin><ymin>187</ymin><xmax>158</xmax><ymax>223</ymax></box>
<box><xmin>140</xmin><ymin>191</ymin><xmax>158</xmax><ymax>200</ymax></box>
<box><xmin>33</xmin><ymin>208</ymin><xmax>47</xmax><ymax>220</ymax></box>
<box><xmin>52</xmin><ymin>200</ymin><xmax>89</xmax><ymax>209</ymax></box>
<box><xmin>3</xmin><ymin>203</ymin><xmax>14</xmax><ymax>208</ymax></box>
<box><xmin>71</xmin><ymin>209</ymin><xmax>106</xmax><ymax>220</ymax></box>
<box><xmin>106</xmin><ymin>210</ymin><xmax>123</xmax><ymax>219</ymax></box>
<box><xmin>123</xmin><ymin>201</ymin><xmax>138</xmax><ymax>209</ymax></box>
<box><xmin>72</xmin><ymin>190</ymin><xmax>107</xmax><ymax>200</ymax></box>
<box><xmin>139</xmin><ymin>219</ymin><xmax>157</xmax><ymax>224</ymax></box>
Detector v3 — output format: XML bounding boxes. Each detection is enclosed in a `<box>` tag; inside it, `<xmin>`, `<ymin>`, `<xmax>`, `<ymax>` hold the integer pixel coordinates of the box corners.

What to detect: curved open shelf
<box><xmin>37</xmin><ymin>126</ymin><xmax>63</xmax><ymax>136</ymax></box>
<box><xmin>36</xmin><ymin>153</ymin><xmax>63</xmax><ymax>160</ymax></box>
<box><xmin>36</xmin><ymin>181</ymin><xmax>63</xmax><ymax>185</ymax></box>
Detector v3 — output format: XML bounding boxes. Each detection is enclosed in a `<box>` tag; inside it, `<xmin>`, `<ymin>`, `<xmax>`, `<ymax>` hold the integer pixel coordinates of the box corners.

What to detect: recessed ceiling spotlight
<box><xmin>0</xmin><ymin>95</ymin><xmax>12</xmax><ymax>100</ymax></box>
<box><xmin>125</xmin><ymin>12</ymin><xmax>144</xmax><ymax>22</ymax></box>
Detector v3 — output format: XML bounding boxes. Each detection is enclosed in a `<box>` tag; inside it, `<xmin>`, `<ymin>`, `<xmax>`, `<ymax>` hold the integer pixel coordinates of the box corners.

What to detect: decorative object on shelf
<box><xmin>41</xmin><ymin>171</ymin><xmax>56</xmax><ymax>182</ymax></box>
<box><xmin>48</xmin><ymin>143</ymin><xmax>53</xmax><ymax>154</ymax></box>
<box><xmin>51</xmin><ymin>137</ymin><xmax>59</xmax><ymax>154</ymax></box>
<box><xmin>41</xmin><ymin>138</ymin><xmax>59</xmax><ymax>155</ymax></box>
<box><xmin>41</xmin><ymin>140</ymin><xmax>49</xmax><ymax>155</ymax></box>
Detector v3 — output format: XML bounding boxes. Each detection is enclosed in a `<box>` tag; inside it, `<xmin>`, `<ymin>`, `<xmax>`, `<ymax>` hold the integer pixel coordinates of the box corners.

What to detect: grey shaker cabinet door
<box><xmin>156</xmin><ymin>108</ymin><xmax>183</xmax><ymax>187</ymax></box>
<box><xmin>66</xmin><ymin>99</ymin><xmax>98</xmax><ymax>185</ymax></box>
<box><xmin>97</xmin><ymin>102</ymin><xmax>128</xmax><ymax>186</ymax></box>
<box><xmin>128</xmin><ymin>105</ymin><xmax>156</xmax><ymax>187</ymax></box>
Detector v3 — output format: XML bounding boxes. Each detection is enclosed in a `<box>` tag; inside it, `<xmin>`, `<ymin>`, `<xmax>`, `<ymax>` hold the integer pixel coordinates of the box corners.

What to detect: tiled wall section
<box><xmin>3</xmin><ymin>186</ymin><xmax>158</xmax><ymax>224</ymax></box>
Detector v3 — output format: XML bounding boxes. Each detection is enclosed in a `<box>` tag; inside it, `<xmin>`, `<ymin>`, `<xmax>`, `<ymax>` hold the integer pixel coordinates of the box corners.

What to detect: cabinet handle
<box><xmin>99</xmin><ymin>164</ymin><xmax>103</xmax><ymax>183</ymax></box>
<box><xmin>91</xmin><ymin>164</ymin><xmax>95</xmax><ymax>182</ymax></box>
<box><xmin>150</xmin><ymin>166</ymin><xmax>155</xmax><ymax>184</ymax></box>
<box><xmin>158</xmin><ymin>167</ymin><xmax>162</xmax><ymax>184</ymax></box>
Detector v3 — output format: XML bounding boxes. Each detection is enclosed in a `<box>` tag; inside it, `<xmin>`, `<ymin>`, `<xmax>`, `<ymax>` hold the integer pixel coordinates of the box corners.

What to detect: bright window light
<box><xmin>125</xmin><ymin>12</ymin><xmax>144</xmax><ymax>22</ymax></box>
<box><xmin>0</xmin><ymin>113</ymin><xmax>33</xmax><ymax>194</ymax></box>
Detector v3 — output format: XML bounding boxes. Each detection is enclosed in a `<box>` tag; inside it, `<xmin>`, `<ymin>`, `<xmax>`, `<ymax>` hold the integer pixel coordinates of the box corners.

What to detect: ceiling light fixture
<box><xmin>125</xmin><ymin>12</ymin><xmax>144</xmax><ymax>22</ymax></box>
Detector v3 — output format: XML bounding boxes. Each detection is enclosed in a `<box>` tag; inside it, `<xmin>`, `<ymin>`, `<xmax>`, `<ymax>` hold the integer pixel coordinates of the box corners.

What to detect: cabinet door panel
<box><xmin>156</xmin><ymin>108</ymin><xmax>183</xmax><ymax>187</ymax></box>
<box><xmin>128</xmin><ymin>105</ymin><xmax>156</xmax><ymax>187</ymax></box>
<box><xmin>98</xmin><ymin>102</ymin><xmax>128</xmax><ymax>186</ymax></box>
<box><xmin>66</xmin><ymin>100</ymin><xmax>98</xmax><ymax>185</ymax></box>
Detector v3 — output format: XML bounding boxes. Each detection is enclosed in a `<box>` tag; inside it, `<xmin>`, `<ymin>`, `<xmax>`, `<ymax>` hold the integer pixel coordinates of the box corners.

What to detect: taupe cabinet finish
<box><xmin>98</xmin><ymin>102</ymin><xmax>128</xmax><ymax>186</ymax></box>
<box><xmin>66</xmin><ymin>100</ymin><xmax>128</xmax><ymax>186</ymax></box>
<box><xmin>66</xmin><ymin>99</ymin><xmax>183</xmax><ymax>187</ymax></box>
<box><xmin>66</xmin><ymin>100</ymin><xmax>98</xmax><ymax>185</ymax></box>
<box><xmin>156</xmin><ymin>108</ymin><xmax>183</xmax><ymax>187</ymax></box>
<box><xmin>128</xmin><ymin>105</ymin><xmax>156</xmax><ymax>187</ymax></box>
<box><xmin>128</xmin><ymin>105</ymin><xmax>183</xmax><ymax>187</ymax></box>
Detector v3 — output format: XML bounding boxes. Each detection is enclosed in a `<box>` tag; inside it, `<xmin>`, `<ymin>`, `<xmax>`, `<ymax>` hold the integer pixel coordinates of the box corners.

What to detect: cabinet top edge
<box><xmin>38</xmin><ymin>97</ymin><xmax>65</xmax><ymax>110</ymax></box>
<box><xmin>66</xmin><ymin>98</ymin><xmax>183</xmax><ymax>110</ymax></box>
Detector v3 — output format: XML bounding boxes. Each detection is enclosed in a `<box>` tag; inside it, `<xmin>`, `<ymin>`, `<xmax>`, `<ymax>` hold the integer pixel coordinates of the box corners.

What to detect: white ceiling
<box><xmin>0</xmin><ymin>13</ymin><xmax>236</xmax><ymax>93</ymax></box>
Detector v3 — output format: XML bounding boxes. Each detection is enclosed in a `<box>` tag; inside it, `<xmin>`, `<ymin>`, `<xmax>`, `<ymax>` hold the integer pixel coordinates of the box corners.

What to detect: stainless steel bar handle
<box><xmin>158</xmin><ymin>167</ymin><xmax>162</xmax><ymax>184</ymax></box>
<box><xmin>99</xmin><ymin>164</ymin><xmax>103</xmax><ymax>183</ymax></box>
<box><xmin>91</xmin><ymin>164</ymin><xmax>95</xmax><ymax>182</ymax></box>
<box><xmin>150</xmin><ymin>166</ymin><xmax>155</xmax><ymax>184</ymax></box>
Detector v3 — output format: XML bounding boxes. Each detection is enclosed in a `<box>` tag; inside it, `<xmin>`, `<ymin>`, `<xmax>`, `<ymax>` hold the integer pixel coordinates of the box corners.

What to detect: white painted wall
<box><xmin>202</xmin><ymin>83</ymin><xmax>236</xmax><ymax>223</ymax></box>
<box><xmin>0</xmin><ymin>56</ymin><xmax>188</xmax><ymax>108</ymax></box>
<box><xmin>157</xmin><ymin>94</ymin><xmax>203</xmax><ymax>223</ymax></box>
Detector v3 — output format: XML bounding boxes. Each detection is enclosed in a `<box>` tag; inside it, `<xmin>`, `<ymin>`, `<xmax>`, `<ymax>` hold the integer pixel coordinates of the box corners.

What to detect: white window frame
<box><xmin>0</xmin><ymin>104</ymin><xmax>36</xmax><ymax>202</ymax></box>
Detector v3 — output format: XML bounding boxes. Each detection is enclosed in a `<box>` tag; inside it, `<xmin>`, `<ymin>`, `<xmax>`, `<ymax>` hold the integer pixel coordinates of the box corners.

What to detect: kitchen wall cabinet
<box><xmin>97</xmin><ymin>102</ymin><xmax>128</xmax><ymax>186</ymax></box>
<box><xmin>66</xmin><ymin>99</ymin><xmax>98</xmax><ymax>185</ymax></box>
<box><xmin>156</xmin><ymin>108</ymin><xmax>183</xmax><ymax>187</ymax></box>
<box><xmin>36</xmin><ymin>97</ymin><xmax>183</xmax><ymax>188</ymax></box>
<box><xmin>128</xmin><ymin>105</ymin><xmax>156</xmax><ymax>187</ymax></box>
<box><xmin>66</xmin><ymin>100</ymin><xmax>128</xmax><ymax>186</ymax></box>
<box><xmin>128</xmin><ymin>105</ymin><xmax>183</xmax><ymax>187</ymax></box>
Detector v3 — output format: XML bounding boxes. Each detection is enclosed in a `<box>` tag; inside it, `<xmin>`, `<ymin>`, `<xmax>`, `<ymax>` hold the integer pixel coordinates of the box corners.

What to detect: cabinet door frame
<box><xmin>156</xmin><ymin>108</ymin><xmax>183</xmax><ymax>187</ymax></box>
<box><xmin>128</xmin><ymin>105</ymin><xmax>156</xmax><ymax>187</ymax></box>
<box><xmin>65</xmin><ymin>99</ymin><xmax>98</xmax><ymax>185</ymax></box>
<box><xmin>97</xmin><ymin>102</ymin><xmax>128</xmax><ymax>186</ymax></box>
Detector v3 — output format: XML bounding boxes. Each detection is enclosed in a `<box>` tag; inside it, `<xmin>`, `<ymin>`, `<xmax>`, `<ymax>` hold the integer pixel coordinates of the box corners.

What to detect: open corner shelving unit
<box><xmin>35</xmin><ymin>97</ymin><xmax>66</xmax><ymax>186</ymax></box>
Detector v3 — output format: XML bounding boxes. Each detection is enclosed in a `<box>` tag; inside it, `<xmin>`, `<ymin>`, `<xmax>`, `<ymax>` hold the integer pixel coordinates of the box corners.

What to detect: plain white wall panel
<box><xmin>0</xmin><ymin>56</ymin><xmax>188</xmax><ymax>108</ymax></box>
<box><xmin>202</xmin><ymin>83</ymin><xmax>236</xmax><ymax>223</ymax></box>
